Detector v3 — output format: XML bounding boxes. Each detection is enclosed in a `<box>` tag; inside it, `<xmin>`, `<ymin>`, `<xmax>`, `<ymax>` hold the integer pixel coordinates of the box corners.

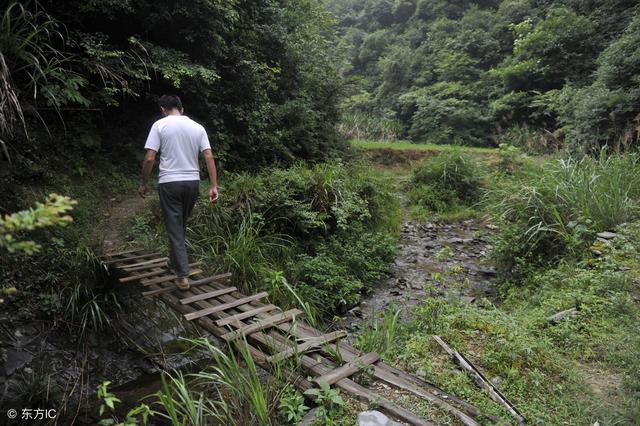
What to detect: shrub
<box><xmin>408</xmin><ymin>151</ymin><xmax>483</xmax><ymax>213</ymax></box>
<box><xmin>488</xmin><ymin>153</ymin><xmax>640</xmax><ymax>278</ymax></box>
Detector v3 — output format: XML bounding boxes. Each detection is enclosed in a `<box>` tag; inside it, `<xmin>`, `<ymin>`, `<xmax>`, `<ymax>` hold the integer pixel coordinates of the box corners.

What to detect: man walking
<box><xmin>138</xmin><ymin>95</ymin><xmax>218</xmax><ymax>290</ymax></box>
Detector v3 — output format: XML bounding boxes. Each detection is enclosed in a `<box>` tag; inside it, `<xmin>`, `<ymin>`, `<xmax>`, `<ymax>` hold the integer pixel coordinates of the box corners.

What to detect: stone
<box><xmin>358</xmin><ymin>410</ymin><xmax>402</xmax><ymax>426</ymax></box>
<box><xmin>300</xmin><ymin>407</ymin><xmax>323</xmax><ymax>426</ymax></box>
<box><xmin>596</xmin><ymin>231</ymin><xmax>616</xmax><ymax>240</ymax></box>
<box><xmin>4</xmin><ymin>349</ymin><xmax>33</xmax><ymax>376</ymax></box>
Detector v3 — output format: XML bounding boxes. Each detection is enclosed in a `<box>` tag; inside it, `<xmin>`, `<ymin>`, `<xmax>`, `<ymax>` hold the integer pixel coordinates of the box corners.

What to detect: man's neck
<box><xmin>165</xmin><ymin>110</ymin><xmax>182</xmax><ymax>116</ymax></box>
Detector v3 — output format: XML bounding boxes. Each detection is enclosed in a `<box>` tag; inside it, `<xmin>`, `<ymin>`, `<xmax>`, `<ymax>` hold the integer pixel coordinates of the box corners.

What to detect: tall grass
<box><xmin>355</xmin><ymin>308</ymin><xmax>402</xmax><ymax>357</ymax></box>
<box><xmin>338</xmin><ymin>112</ymin><xmax>404</xmax><ymax>141</ymax></box>
<box><xmin>190</xmin><ymin>338</ymin><xmax>286</xmax><ymax>426</ymax></box>
<box><xmin>154</xmin><ymin>371</ymin><xmax>222</xmax><ymax>426</ymax></box>
<box><xmin>489</xmin><ymin>153</ymin><xmax>640</xmax><ymax>274</ymax></box>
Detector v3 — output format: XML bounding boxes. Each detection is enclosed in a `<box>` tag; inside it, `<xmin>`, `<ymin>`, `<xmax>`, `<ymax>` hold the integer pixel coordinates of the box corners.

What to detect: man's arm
<box><xmin>202</xmin><ymin>148</ymin><xmax>218</xmax><ymax>203</ymax></box>
<box><xmin>138</xmin><ymin>149</ymin><xmax>157</xmax><ymax>198</ymax></box>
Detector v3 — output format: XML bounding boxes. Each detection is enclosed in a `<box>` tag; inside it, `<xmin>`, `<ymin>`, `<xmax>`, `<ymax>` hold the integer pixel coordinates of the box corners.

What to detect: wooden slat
<box><xmin>103</xmin><ymin>251</ymin><xmax>159</xmax><ymax>264</ymax></box>
<box><xmin>179</xmin><ymin>287</ymin><xmax>237</xmax><ymax>304</ymax></box>
<box><xmin>216</xmin><ymin>304</ymin><xmax>278</xmax><ymax>327</ymax></box>
<box><xmin>221</xmin><ymin>309</ymin><xmax>302</xmax><ymax>341</ymax></box>
<box><xmin>102</xmin><ymin>248</ymin><xmax>142</xmax><ymax>258</ymax></box>
<box><xmin>267</xmin><ymin>331</ymin><xmax>347</xmax><ymax>363</ymax></box>
<box><xmin>121</xmin><ymin>257</ymin><xmax>169</xmax><ymax>270</ymax></box>
<box><xmin>121</xmin><ymin>265</ymin><xmax>198</xmax><ymax>283</ymax></box>
<box><xmin>142</xmin><ymin>273</ymin><xmax>232</xmax><ymax>297</ymax></box>
<box><xmin>184</xmin><ymin>292</ymin><xmax>269</xmax><ymax>321</ymax></box>
<box><xmin>136</xmin><ymin>268</ymin><xmax>202</xmax><ymax>285</ymax></box>
<box><xmin>314</xmin><ymin>352</ymin><xmax>379</xmax><ymax>386</ymax></box>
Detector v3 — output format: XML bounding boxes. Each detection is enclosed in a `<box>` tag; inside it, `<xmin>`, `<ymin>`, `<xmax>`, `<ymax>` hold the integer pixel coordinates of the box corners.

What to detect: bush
<box><xmin>488</xmin><ymin>153</ymin><xmax>640</xmax><ymax>278</ymax></box>
<box><xmin>408</xmin><ymin>151</ymin><xmax>483</xmax><ymax>213</ymax></box>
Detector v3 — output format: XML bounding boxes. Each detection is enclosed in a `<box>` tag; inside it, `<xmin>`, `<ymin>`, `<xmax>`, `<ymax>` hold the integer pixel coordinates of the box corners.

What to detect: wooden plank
<box><xmin>136</xmin><ymin>268</ymin><xmax>202</xmax><ymax>285</ymax></box>
<box><xmin>216</xmin><ymin>304</ymin><xmax>278</xmax><ymax>327</ymax></box>
<box><xmin>142</xmin><ymin>273</ymin><xmax>232</xmax><ymax>297</ymax></box>
<box><xmin>103</xmin><ymin>251</ymin><xmax>159</xmax><ymax>264</ymax></box>
<box><xmin>120</xmin><ymin>265</ymin><xmax>200</xmax><ymax>283</ymax></box>
<box><xmin>102</xmin><ymin>248</ymin><xmax>142</xmax><ymax>258</ymax></box>
<box><xmin>287</xmin><ymin>321</ymin><xmax>483</xmax><ymax>426</ymax></box>
<box><xmin>314</xmin><ymin>352</ymin><xmax>380</xmax><ymax>386</ymax></box>
<box><xmin>433</xmin><ymin>336</ymin><xmax>526</xmax><ymax>425</ymax></box>
<box><xmin>179</xmin><ymin>287</ymin><xmax>237</xmax><ymax>304</ymax></box>
<box><xmin>267</xmin><ymin>331</ymin><xmax>347</xmax><ymax>363</ymax></box>
<box><xmin>153</xmin><ymin>280</ymin><xmax>433</xmax><ymax>426</ymax></box>
<box><xmin>184</xmin><ymin>292</ymin><xmax>269</xmax><ymax>321</ymax></box>
<box><xmin>121</xmin><ymin>257</ymin><xmax>169</xmax><ymax>270</ymax></box>
<box><xmin>221</xmin><ymin>309</ymin><xmax>302</xmax><ymax>341</ymax></box>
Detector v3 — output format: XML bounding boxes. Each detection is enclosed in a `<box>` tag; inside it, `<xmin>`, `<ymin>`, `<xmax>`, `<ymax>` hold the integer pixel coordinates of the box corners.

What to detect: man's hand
<box><xmin>138</xmin><ymin>185</ymin><xmax>150</xmax><ymax>198</ymax></box>
<box><xmin>209</xmin><ymin>186</ymin><xmax>219</xmax><ymax>203</ymax></box>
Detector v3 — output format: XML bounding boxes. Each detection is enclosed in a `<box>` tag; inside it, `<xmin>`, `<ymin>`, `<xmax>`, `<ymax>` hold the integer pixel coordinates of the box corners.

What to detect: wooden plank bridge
<box><xmin>103</xmin><ymin>248</ymin><xmax>487</xmax><ymax>426</ymax></box>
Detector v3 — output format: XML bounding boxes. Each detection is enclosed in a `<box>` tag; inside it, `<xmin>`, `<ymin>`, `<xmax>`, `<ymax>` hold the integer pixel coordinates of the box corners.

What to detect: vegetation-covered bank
<box><xmin>354</xmin><ymin>148</ymin><xmax>640</xmax><ymax>424</ymax></box>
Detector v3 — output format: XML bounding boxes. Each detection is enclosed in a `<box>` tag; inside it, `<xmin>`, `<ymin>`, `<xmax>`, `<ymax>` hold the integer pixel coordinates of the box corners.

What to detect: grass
<box><xmin>351</xmin><ymin>139</ymin><xmax>497</xmax><ymax>154</ymax></box>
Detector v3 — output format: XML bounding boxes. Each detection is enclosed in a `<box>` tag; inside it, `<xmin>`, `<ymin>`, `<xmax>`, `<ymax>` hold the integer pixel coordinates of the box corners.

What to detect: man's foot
<box><xmin>176</xmin><ymin>277</ymin><xmax>190</xmax><ymax>290</ymax></box>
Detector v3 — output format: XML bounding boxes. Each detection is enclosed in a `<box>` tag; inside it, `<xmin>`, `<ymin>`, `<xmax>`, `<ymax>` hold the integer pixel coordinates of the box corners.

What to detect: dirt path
<box><xmin>95</xmin><ymin>191</ymin><xmax>152</xmax><ymax>253</ymax></box>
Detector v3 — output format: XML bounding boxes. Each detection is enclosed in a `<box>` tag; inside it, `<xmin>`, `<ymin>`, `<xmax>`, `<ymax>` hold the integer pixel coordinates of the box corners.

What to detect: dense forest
<box><xmin>328</xmin><ymin>0</ymin><xmax>640</xmax><ymax>151</ymax></box>
<box><xmin>2</xmin><ymin>0</ymin><xmax>640</xmax><ymax>425</ymax></box>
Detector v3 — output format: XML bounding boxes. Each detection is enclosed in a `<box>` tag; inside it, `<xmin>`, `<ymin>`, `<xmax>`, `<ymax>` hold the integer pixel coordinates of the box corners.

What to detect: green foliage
<box><xmin>399</xmin><ymin>234</ymin><xmax>640</xmax><ymax>424</ymax></box>
<box><xmin>97</xmin><ymin>381</ymin><xmax>154</xmax><ymax>426</ymax></box>
<box><xmin>488</xmin><ymin>153</ymin><xmax>640</xmax><ymax>278</ymax></box>
<box><xmin>329</xmin><ymin>0</ymin><xmax>640</xmax><ymax>150</ymax></box>
<box><xmin>304</xmin><ymin>380</ymin><xmax>346</xmax><ymax>424</ymax></box>
<box><xmin>355</xmin><ymin>308</ymin><xmax>402</xmax><ymax>357</ymax></box>
<box><xmin>144</xmin><ymin>162</ymin><xmax>402</xmax><ymax>318</ymax></box>
<box><xmin>0</xmin><ymin>194</ymin><xmax>75</xmax><ymax>254</ymax></box>
<box><xmin>408</xmin><ymin>151</ymin><xmax>482</xmax><ymax>214</ymax></box>
<box><xmin>278</xmin><ymin>385</ymin><xmax>309</xmax><ymax>424</ymax></box>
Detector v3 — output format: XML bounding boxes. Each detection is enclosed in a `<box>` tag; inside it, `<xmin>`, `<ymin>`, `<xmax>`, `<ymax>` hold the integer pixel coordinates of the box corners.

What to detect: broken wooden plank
<box><xmin>267</xmin><ymin>331</ymin><xmax>347</xmax><ymax>363</ymax></box>
<box><xmin>221</xmin><ymin>309</ymin><xmax>302</xmax><ymax>341</ymax></box>
<box><xmin>216</xmin><ymin>304</ymin><xmax>278</xmax><ymax>327</ymax></box>
<box><xmin>121</xmin><ymin>257</ymin><xmax>169</xmax><ymax>271</ymax></box>
<box><xmin>179</xmin><ymin>287</ymin><xmax>237</xmax><ymax>305</ymax></box>
<box><xmin>184</xmin><ymin>292</ymin><xmax>269</xmax><ymax>321</ymax></box>
<box><xmin>289</xmin><ymin>321</ymin><xmax>483</xmax><ymax>426</ymax></box>
<box><xmin>137</xmin><ymin>268</ymin><xmax>202</xmax><ymax>286</ymax></box>
<box><xmin>548</xmin><ymin>307</ymin><xmax>578</xmax><ymax>324</ymax></box>
<box><xmin>433</xmin><ymin>336</ymin><xmax>526</xmax><ymax>425</ymax></box>
<box><xmin>314</xmin><ymin>352</ymin><xmax>380</xmax><ymax>386</ymax></box>
<box><xmin>142</xmin><ymin>273</ymin><xmax>232</xmax><ymax>297</ymax></box>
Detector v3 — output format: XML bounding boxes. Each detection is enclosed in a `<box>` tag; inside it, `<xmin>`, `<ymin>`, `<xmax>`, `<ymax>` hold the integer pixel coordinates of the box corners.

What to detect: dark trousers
<box><xmin>158</xmin><ymin>180</ymin><xmax>199</xmax><ymax>277</ymax></box>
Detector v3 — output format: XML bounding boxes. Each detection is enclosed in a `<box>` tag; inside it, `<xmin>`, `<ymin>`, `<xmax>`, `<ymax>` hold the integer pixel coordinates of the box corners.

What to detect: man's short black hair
<box><xmin>158</xmin><ymin>94</ymin><xmax>183</xmax><ymax>110</ymax></box>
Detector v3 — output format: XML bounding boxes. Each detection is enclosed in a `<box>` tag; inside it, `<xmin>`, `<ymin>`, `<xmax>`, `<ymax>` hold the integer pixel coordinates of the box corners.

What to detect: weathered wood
<box><xmin>121</xmin><ymin>266</ymin><xmax>201</xmax><ymax>283</ymax></box>
<box><xmin>314</xmin><ymin>352</ymin><xmax>379</xmax><ymax>386</ymax></box>
<box><xmin>137</xmin><ymin>268</ymin><xmax>202</xmax><ymax>286</ymax></box>
<box><xmin>184</xmin><ymin>292</ymin><xmax>269</xmax><ymax>321</ymax></box>
<box><xmin>179</xmin><ymin>287</ymin><xmax>237</xmax><ymax>304</ymax></box>
<box><xmin>142</xmin><ymin>273</ymin><xmax>232</xmax><ymax>297</ymax></box>
<box><xmin>267</xmin><ymin>331</ymin><xmax>347</xmax><ymax>363</ymax></box>
<box><xmin>103</xmin><ymin>251</ymin><xmax>158</xmax><ymax>264</ymax></box>
<box><xmin>548</xmin><ymin>307</ymin><xmax>578</xmax><ymax>324</ymax></box>
<box><xmin>288</xmin><ymin>320</ymin><xmax>483</xmax><ymax>425</ymax></box>
<box><xmin>216</xmin><ymin>304</ymin><xmax>278</xmax><ymax>327</ymax></box>
<box><xmin>221</xmin><ymin>309</ymin><xmax>302</xmax><ymax>341</ymax></box>
<box><xmin>249</xmin><ymin>329</ymin><xmax>433</xmax><ymax>426</ymax></box>
<box><xmin>120</xmin><ymin>256</ymin><xmax>169</xmax><ymax>272</ymax></box>
<box><xmin>433</xmin><ymin>336</ymin><xmax>526</xmax><ymax>425</ymax></box>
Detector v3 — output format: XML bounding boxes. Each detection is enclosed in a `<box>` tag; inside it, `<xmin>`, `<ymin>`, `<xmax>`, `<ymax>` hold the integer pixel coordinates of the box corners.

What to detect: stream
<box><xmin>338</xmin><ymin>218</ymin><xmax>498</xmax><ymax>328</ymax></box>
<box><xmin>1</xmin><ymin>216</ymin><xmax>498</xmax><ymax>423</ymax></box>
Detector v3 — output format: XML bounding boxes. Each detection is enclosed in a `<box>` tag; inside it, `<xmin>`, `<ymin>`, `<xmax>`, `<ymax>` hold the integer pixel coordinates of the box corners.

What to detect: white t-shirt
<box><xmin>144</xmin><ymin>115</ymin><xmax>211</xmax><ymax>184</ymax></box>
